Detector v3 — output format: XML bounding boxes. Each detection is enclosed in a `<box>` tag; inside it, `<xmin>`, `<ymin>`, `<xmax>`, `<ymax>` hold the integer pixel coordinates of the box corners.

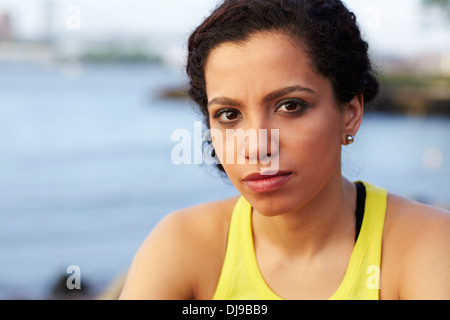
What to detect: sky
<box><xmin>0</xmin><ymin>0</ymin><xmax>449</xmax><ymax>58</ymax></box>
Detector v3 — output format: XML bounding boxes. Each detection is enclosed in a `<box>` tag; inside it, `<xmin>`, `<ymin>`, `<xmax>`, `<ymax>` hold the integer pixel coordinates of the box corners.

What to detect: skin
<box><xmin>119</xmin><ymin>31</ymin><xmax>450</xmax><ymax>300</ymax></box>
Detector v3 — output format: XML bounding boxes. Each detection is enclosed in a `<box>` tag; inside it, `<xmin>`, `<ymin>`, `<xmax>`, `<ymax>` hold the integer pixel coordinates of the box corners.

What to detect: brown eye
<box><xmin>276</xmin><ymin>99</ymin><xmax>310</xmax><ymax>114</ymax></box>
<box><xmin>283</xmin><ymin>101</ymin><xmax>299</xmax><ymax>111</ymax></box>
<box><xmin>221</xmin><ymin>111</ymin><xmax>239</xmax><ymax>121</ymax></box>
<box><xmin>214</xmin><ymin>108</ymin><xmax>241</xmax><ymax>123</ymax></box>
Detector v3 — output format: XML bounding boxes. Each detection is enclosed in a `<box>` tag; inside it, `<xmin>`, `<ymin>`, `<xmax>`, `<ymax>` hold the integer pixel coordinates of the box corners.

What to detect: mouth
<box><xmin>243</xmin><ymin>171</ymin><xmax>293</xmax><ymax>194</ymax></box>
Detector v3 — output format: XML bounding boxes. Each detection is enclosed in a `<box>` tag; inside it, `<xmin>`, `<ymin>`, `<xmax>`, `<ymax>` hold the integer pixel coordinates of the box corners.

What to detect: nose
<box><xmin>242</xmin><ymin>124</ymin><xmax>279</xmax><ymax>165</ymax></box>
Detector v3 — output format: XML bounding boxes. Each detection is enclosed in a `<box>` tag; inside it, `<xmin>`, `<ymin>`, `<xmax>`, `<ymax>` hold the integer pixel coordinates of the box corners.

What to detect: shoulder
<box><xmin>154</xmin><ymin>196</ymin><xmax>239</xmax><ymax>259</ymax></box>
<box><xmin>162</xmin><ymin>196</ymin><xmax>239</xmax><ymax>238</ymax></box>
<box><xmin>119</xmin><ymin>196</ymin><xmax>239</xmax><ymax>300</ymax></box>
<box><xmin>382</xmin><ymin>193</ymin><xmax>450</xmax><ymax>300</ymax></box>
<box><xmin>384</xmin><ymin>193</ymin><xmax>450</xmax><ymax>250</ymax></box>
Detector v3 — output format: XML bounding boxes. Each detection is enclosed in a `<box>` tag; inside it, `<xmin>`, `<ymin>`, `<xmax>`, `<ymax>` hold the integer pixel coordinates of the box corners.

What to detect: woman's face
<box><xmin>205</xmin><ymin>32</ymin><xmax>358</xmax><ymax>215</ymax></box>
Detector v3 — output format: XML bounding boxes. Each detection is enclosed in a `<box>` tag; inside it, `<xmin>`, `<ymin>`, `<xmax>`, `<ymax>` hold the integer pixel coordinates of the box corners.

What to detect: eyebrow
<box><xmin>207</xmin><ymin>85</ymin><xmax>316</xmax><ymax>108</ymax></box>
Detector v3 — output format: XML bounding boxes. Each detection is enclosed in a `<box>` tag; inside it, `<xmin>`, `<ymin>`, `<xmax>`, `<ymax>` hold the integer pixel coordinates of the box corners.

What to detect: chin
<box><xmin>241</xmin><ymin>188</ymin><xmax>304</xmax><ymax>217</ymax></box>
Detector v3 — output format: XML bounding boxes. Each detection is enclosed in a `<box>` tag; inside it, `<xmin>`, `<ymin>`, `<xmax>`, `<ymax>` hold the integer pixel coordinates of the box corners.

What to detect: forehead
<box><xmin>204</xmin><ymin>31</ymin><xmax>330</xmax><ymax>100</ymax></box>
<box><xmin>205</xmin><ymin>32</ymin><xmax>309</xmax><ymax>75</ymax></box>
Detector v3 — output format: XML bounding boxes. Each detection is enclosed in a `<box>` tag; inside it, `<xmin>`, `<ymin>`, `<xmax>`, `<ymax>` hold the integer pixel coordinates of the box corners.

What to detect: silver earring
<box><xmin>346</xmin><ymin>135</ymin><xmax>355</xmax><ymax>145</ymax></box>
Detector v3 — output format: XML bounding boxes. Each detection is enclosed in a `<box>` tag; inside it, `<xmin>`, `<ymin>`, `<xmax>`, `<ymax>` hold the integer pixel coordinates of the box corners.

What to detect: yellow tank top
<box><xmin>212</xmin><ymin>181</ymin><xmax>387</xmax><ymax>300</ymax></box>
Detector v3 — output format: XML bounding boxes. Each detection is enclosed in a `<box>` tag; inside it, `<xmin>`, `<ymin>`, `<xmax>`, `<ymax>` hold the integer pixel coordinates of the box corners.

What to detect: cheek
<box><xmin>210</xmin><ymin>133</ymin><xmax>245</xmax><ymax>186</ymax></box>
<box><xmin>209</xmin><ymin>126</ymin><xmax>224</xmax><ymax>161</ymax></box>
<box><xmin>210</xmin><ymin>128</ymin><xmax>248</xmax><ymax>169</ymax></box>
<box><xmin>280</xmin><ymin>111</ymin><xmax>342</xmax><ymax>166</ymax></box>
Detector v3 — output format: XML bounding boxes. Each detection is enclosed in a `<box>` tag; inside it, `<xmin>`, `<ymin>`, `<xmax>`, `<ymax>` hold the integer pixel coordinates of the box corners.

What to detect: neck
<box><xmin>252</xmin><ymin>176</ymin><xmax>357</xmax><ymax>258</ymax></box>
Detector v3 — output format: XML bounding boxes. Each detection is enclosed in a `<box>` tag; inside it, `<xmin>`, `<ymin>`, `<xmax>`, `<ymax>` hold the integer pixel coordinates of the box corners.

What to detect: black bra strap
<box><xmin>355</xmin><ymin>182</ymin><xmax>366</xmax><ymax>243</ymax></box>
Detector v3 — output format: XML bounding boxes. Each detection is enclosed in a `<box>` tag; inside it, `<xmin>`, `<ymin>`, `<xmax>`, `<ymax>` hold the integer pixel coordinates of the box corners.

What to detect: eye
<box><xmin>275</xmin><ymin>99</ymin><xmax>309</xmax><ymax>114</ymax></box>
<box><xmin>214</xmin><ymin>108</ymin><xmax>242</xmax><ymax>123</ymax></box>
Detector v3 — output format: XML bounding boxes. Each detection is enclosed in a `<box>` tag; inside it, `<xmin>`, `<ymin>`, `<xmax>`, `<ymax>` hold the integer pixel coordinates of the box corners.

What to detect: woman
<box><xmin>120</xmin><ymin>0</ymin><xmax>450</xmax><ymax>300</ymax></box>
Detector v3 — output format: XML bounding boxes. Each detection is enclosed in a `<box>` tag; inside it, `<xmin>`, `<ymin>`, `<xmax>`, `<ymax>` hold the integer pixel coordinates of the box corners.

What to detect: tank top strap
<box><xmin>330</xmin><ymin>181</ymin><xmax>387</xmax><ymax>299</ymax></box>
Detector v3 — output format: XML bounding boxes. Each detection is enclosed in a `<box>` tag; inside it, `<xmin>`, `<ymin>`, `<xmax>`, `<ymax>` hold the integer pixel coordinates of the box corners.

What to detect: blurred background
<box><xmin>0</xmin><ymin>0</ymin><xmax>448</xmax><ymax>300</ymax></box>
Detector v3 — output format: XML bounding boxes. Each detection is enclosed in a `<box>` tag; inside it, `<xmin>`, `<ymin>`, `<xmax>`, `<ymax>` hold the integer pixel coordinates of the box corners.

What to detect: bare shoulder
<box><xmin>156</xmin><ymin>196</ymin><xmax>239</xmax><ymax>258</ymax></box>
<box><xmin>119</xmin><ymin>196</ymin><xmax>239</xmax><ymax>300</ymax></box>
<box><xmin>164</xmin><ymin>196</ymin><xmax>239</xmax><ymax>237</ymax></box>
<box><xmin>382</xmin><ymin>193</ymin><xmax>450</xmax><ymax>300</ymax></box>
<box><xmin>385</xmin><ymin>193</ymin><xmax>450</xmax><ymax>238</ymax></box>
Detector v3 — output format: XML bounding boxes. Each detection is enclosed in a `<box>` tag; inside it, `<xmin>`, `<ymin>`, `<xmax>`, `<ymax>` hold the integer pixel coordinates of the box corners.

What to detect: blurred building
<box><xmin>0</xmin><ymin>12</ymin><xmax>13</xmax><ymax>41</ymax></box>
<box><xmin>0</xmin><ymin>9</ymin><xmax>56</xmax><ymax>64</ymax></box>
<box><xmin>440</xmin><ymin>53</ymin><xmax>450</xmax><ymax>76</ymax></box>
<box><xmin>414</xmin><ymin>52</ymin><xmax>450</xmax><ymax>76</ymax></box>
<box><xmin>377</xmin><ymin>52</ymin><xmax>450</xmax><ymax>76</ymax></box>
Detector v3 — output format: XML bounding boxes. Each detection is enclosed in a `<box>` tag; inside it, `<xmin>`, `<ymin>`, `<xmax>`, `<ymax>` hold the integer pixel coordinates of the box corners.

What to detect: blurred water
<box><xmin>0</xmin><ymin>63</ymin><xmax>448</xmax><ymax>299</ymax></box>
<box><xmin>344</xmin><ymin>113</ymin><xmax>450</xmax><ymax>205</ymax></box>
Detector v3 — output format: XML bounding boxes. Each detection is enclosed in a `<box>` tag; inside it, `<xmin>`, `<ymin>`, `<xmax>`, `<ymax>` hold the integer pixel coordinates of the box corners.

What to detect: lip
<box><xmin>243</xmin><ymin>171</ymin><xmax>293</xmax><ymax>193</ymax></box>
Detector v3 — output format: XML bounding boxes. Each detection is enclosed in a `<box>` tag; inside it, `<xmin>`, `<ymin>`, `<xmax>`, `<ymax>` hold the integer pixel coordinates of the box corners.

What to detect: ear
<box><xmin>342</xmin><ymin>93</ymin><xmax>364</xmax><ymax>145</ymax></box>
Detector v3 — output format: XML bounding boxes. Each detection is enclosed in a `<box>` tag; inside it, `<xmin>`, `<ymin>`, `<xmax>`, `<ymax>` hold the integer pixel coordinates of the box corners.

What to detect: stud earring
<box><xmin>345</xmin><ymin>135</ymin><xmax>355</xmax><ymax>145</ymax></box>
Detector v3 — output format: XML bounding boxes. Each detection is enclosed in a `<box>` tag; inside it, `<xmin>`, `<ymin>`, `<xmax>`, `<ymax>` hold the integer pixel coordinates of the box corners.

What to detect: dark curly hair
<box><xmin>187</xmin><ymin>0</ymin><xmax>379</xmax><ymax>128</ymax></box>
